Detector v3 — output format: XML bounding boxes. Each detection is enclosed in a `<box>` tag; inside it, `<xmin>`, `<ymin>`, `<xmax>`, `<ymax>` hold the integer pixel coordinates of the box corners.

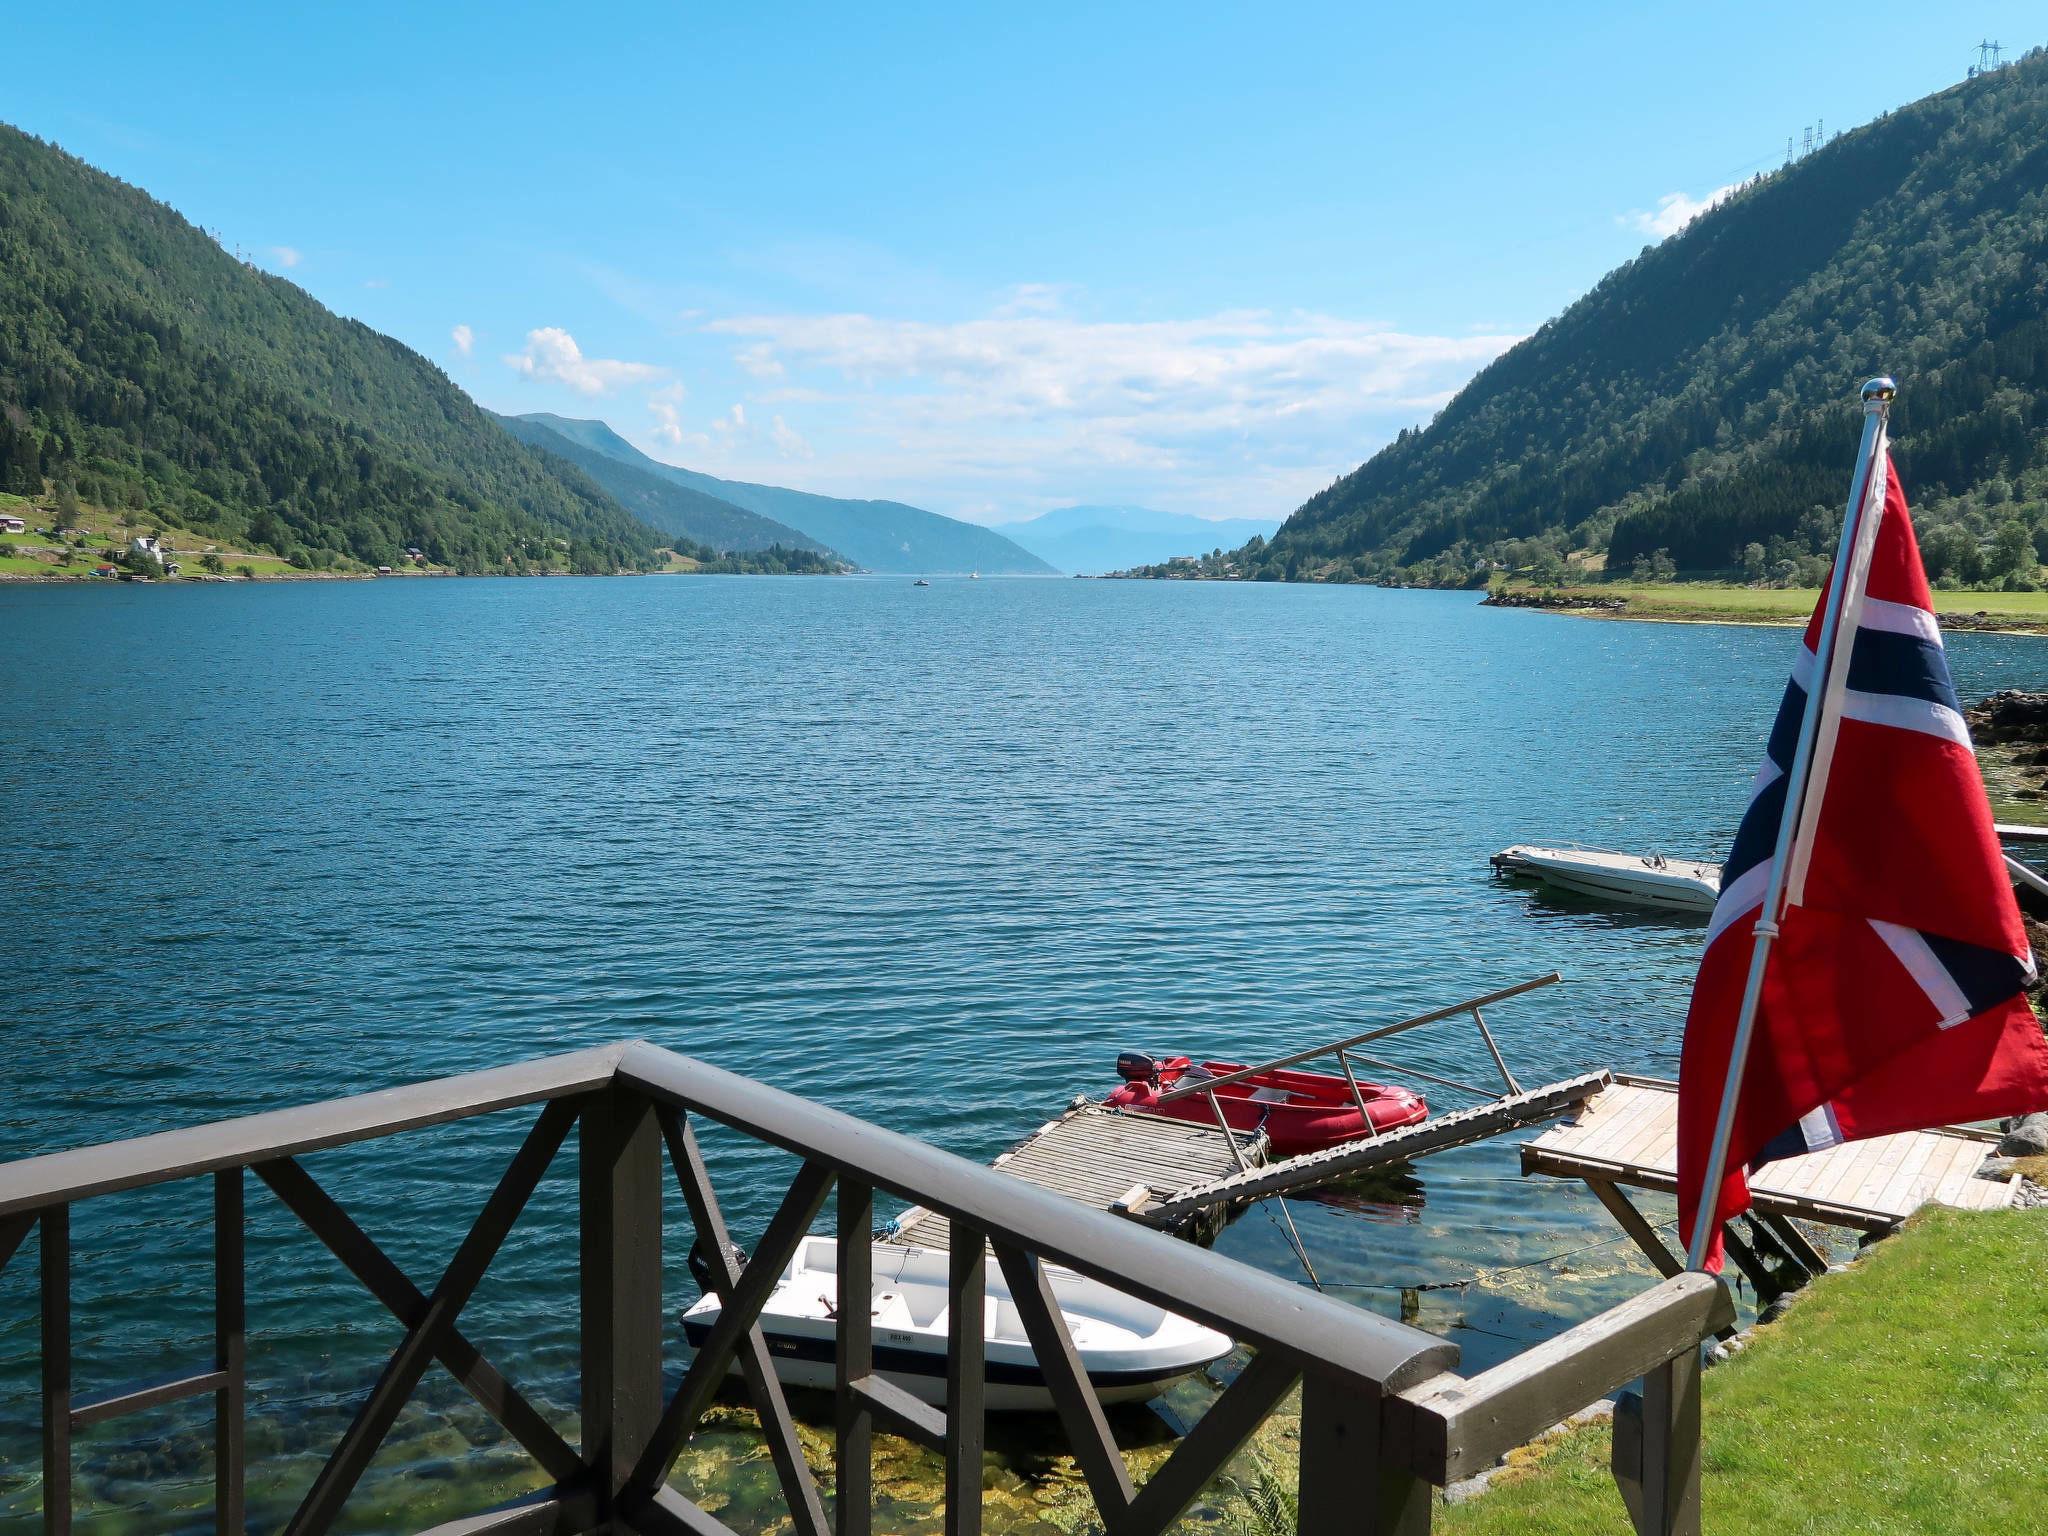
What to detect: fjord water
<box><xmin>3</xmin><ymin>576</ymin><xmax>2044</xmax><ymax>1530</ymax></box>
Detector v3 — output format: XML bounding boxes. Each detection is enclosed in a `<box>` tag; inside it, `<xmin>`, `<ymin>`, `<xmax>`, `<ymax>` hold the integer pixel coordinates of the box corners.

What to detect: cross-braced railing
<box><xmin>0</xmin><ymin>1040</ymin><xmax>1731</xmax><ymax>1535</ymax></box>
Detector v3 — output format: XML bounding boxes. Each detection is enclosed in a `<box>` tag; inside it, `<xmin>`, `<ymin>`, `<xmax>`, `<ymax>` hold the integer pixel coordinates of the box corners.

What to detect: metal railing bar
<box><xmin>628</xmin><ymin>1161</ymin><xmax>835</xmax><ymax>1501</ymax></box>
<box><xmin>69</xmin><ymin>1367</ymin><xmax>229</xmax><ymax>1431</ymax></box>
<box><xmin>944</xmin><ymin>1236</ymin><xmax>986</xmax><ymax>1536</ymax></box>
<box><xmin>991</xmin><ymin>1243</ymin><xmax>1134</xmax><ymax>1518</ymax></box>
<box><xmin>847</xmin><ymin>1373</ymin><xmax>947</xmax><ymax>1450</ymax></box>
<box><xmin>1105</xmin><ymin>1349</ymin><xmax>1300</xmax><ymax>1536</ymax></box>
<box><xmin>632</xmin><ymin>1484</ymin><xmax>746</xmax><ymax>1536</ymax></box>
<box><xmin>252</xmin><ymin>1157</ymin><xmax>582</xmax><ymax>1484</ymax></box>
<box><xmin>0</xmin><ymin>1043</ymin><xmax>628</xmax><ymax>1219</ymax></box>
<box><xmin>1341</xmin><ymin>1051</ymin><xmax>1496</xmax><ymax>1101</ymax></box>
<box><xmin>215</xmin><ymin>1167</ymin><xmax>246</xmax><ymax>1536</ymax></box>
<box><xmin>1470</xmin><ymin>1008</ymin><xmax>1524</xmax><ymax>1096</ymax></box>
<box><xmin>41</xmin><ymin>1206</ymin><xmax>70</xmax><ymax>1536</ymax></box>
<box><xmin>835</xmin><ymin>1181</ymin><xmax>874</xmax><ymax>1536</ymax></box>
<box><xmin>1150</xmin><ymin>974</ymin><xmax>1562</xmax><ymax>1105</ymax></box>
<box><xmin>654</xmin><ymin>1108</ymin><xmax>828</xmax><ymax>1536</ymax></box>
<box><xmin>1203</xmin><ymin>1091</ymin><xmax>1250</xmax><ymax>1172</ymax></box>
<box><xmin>284</xmin><ymin>1099</ymin><xmax>580</xmax><ymax>1536</ymax></box>
<box><xmin>613</xmin><ymin>1044</ymin><xmax>1459</xmax><ymax>1393</ymax></box>
<box><xmin>1387</xmin><ymin>1271</ymin><xmax>1733</xmax><ymax>1486</ymax></box>
<box><xmin>0</xmin><ymin>1210</ymin><xmax>32</xmax><ymax>1276</ymax></box>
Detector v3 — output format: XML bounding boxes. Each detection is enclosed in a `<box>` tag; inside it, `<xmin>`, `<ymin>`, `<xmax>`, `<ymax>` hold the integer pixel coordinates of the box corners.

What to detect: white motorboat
<box><xmin>680</xmin><ymin>1234</ymin><xmax>1231</xmax><ymax>1412</ymax></box>
<box><xmin>1491</xmin><ymin>843</ymin><xmax>1721</xmax><ymax>913</ymax></box>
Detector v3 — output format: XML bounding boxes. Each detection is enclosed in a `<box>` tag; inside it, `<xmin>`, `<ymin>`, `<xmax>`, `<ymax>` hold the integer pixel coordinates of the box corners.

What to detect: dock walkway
<box><xmin>1522</xmin><ymin>1074</ymin><xmax>2014</xmax><ymax>1245</ymax></box>
<box><xmin>888</xmin><ymin>1101</ymin><xmax>1267</xmax><ymax>1249</ymax></box>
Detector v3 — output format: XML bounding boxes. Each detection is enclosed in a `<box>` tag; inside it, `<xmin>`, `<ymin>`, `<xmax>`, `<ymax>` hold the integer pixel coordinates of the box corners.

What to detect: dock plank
<box><xmin>1522</xmin><ymin>1080</ymin><xmax>2005</xmax><ymax>1234</ymax></box>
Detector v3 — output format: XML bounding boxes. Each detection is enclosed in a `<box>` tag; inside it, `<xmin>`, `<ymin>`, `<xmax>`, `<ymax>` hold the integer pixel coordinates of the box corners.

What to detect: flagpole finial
<box><xmin>1862</xmin><ymin>376</ymin><xmax>1897</xmax><ymax>412</ymax></box>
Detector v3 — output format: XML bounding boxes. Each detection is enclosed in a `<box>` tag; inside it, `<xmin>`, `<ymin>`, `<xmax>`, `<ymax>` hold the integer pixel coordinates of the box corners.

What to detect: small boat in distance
<box><xmin>1104</xmin><ymin>1053</ymin><xmax>1427</xmax><ymax>1156</ymax></box>
<box><xmin>912</xmin><ymin>578</ymin><xmax>930</xmax><ymax>586</ymax></box>
<box><xmin>1491</xmin><ymin>843</ymin><xmax>1720</xmax><ymax>913</ymax></box>
<box><xmin>681</xmin><ymin>1234</ymin><xmax>1230</xmax><ymax>1411</ymax></box>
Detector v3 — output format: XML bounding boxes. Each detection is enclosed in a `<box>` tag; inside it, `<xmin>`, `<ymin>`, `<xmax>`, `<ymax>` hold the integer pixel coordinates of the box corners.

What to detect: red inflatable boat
<box><xmin>1104</xmin><ymin>1053</ymin><xmax>1427</xmax><ymax>1157</ymax></box>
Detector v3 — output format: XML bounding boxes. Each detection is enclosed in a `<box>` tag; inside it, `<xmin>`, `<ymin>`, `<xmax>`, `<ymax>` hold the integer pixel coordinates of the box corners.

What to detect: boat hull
<box><xmin>1106</xmin><ymin>1061</ymin><xmax>1427</xmax><ymax>1156</ymax></box>
<box><xmin>1492</xmin><ymin>845</ymin><xmax>1720</xmax><ymax>913</ymax></box>
<box><xmin>681</xmin><ymin>1236</ymin><xmax>1230</xmax><ymax>1413</ymax></box>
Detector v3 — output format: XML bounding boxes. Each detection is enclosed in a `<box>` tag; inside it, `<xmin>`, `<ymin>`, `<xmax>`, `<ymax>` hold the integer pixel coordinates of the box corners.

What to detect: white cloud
<box><xmin>270</xmin><ymin>245</ymin><xmax>302</xmax><ymax>268</ymax></box>
<box><xmin>667</xmin><ymin>300</ymin><xmax>1522</xmax><ymax>519</ymax></box>
<box><xmin>647</xmin><ymin>382</ymin><xmax>690</xmax><ymax>446</ymax></box>
<box><xmin>1622</xmin><ymin>183</ymin><xmax>1738</xmax><ymax>240</ymax></box>
<box><xmin>504</xmin><ymin>327</ymin><xmax>665</xmax><ymax>396</ymax></box>
<box><xmin>363</xmin><ymin>277</ymin><xmax>390</xmax><ymax>290</ymax></box>
<box><xmin>451</xmin><ymin>324</ymin><xmax>474</xmax><ymax>357</ymax></box>
<box><xmin>770</xmin><ymin>414</ymin><xmax>813</xmax><ymax>460</ymax></box>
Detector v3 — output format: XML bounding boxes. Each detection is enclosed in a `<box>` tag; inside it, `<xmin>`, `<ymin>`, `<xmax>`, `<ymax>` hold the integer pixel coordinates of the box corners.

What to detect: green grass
<box><xmin>1438</xmin><ymin>1208</ymin><xmax>2048</xmax><ymax>1535</ymax></box>
<box><xmin>1514</xmin><ymin>580</ymin><xmax>2048</xmax><ymax>629</ymax></box>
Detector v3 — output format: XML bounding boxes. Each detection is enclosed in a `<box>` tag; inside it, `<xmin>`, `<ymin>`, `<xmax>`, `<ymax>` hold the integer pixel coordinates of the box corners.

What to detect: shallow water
<box><xmin>2</xmin><ymin>575</ymin><xmax>2043</xmax><ymax>1530</ymax></box>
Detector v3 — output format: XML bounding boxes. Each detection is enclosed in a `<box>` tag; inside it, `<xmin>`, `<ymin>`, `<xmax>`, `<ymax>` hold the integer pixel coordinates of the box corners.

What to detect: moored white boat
<box><xmin>681</xmin><ymin>1234</ymin><xmax>1231</xmax><ymax>1412</ymax></box>
<box><xmin>1491</xmin><ymin>843</ymin><xmax>1721</xmax><ymax>913</ymax></box>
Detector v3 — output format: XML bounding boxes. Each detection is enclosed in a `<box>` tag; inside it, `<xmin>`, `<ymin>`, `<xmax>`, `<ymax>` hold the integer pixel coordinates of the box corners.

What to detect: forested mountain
<box><xmin>0</xmin><ymin>124</ymin><xmax>665</xmax><ymax>574</ymax></box>
<box><xmin>496</xmin><ymin>413</ymin><xmax>839</xmax><ymax>560</ymax></box>
<box><xmin>1186</xmin><ymin>50</ymin><xmax>2048</xmax><ymax>589</ymax></box>
<box><xmin>517</xmin><ymin>414</ymin><xmax>1057</xmax><ymax>575</ymax></box>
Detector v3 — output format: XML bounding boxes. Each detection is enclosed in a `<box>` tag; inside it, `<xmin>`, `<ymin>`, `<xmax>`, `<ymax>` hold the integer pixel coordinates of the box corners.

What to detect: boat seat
<box><xmin>1249</xmin><ymin>1087</ymin><xmax>1291</xmax><ymax>1104</ymax></box>
<box><xmin>871</xmin><ymin>1291</ymin><xmax>915</xmax><ymax>1331</ymax></box>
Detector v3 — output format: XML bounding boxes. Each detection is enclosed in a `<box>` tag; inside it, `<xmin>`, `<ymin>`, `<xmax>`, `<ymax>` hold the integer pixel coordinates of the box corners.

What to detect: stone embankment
<box><xmin>1479</xmin><ymin>590</ymin><xmax>1627</xmax><ymax>612</ymax></box>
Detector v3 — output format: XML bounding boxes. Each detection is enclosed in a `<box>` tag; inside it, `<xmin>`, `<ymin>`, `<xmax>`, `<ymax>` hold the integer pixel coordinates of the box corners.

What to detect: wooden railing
<box><xmin>0</xmin><ymin>1040</ymin><xmax>1731</xmax><ymax>1535</ymax></box>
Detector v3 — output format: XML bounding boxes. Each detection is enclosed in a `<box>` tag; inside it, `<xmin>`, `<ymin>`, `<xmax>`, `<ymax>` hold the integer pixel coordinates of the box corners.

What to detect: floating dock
<box><xmin>888</xmin><ymin>1101</ymin><xmax>1269</xmax><ymax>1248</ymax></box>
<box><xmin>1521</xmin><ymin>1074</ymin><xmax>2015</xmax><ymax>1279</ymax></box>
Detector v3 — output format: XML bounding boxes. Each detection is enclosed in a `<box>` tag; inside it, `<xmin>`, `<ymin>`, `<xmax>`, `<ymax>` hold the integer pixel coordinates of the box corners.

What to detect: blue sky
<box><xmin>7</xmin><ymin>3</ymin><xmax>2040</xmax><ymax>524</ymax></box>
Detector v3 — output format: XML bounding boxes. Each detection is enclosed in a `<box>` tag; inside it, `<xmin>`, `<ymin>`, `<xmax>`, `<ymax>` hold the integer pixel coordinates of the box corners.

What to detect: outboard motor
<box><xmin>1115</xmin><ymin>1051</ymin><xmax>1160</xmax><ymax>1084</ymax></box>
<box><xmin>687</xmin><ymin>1236</ymin><xmax>749</xmax><ymax>1294</ymax></box>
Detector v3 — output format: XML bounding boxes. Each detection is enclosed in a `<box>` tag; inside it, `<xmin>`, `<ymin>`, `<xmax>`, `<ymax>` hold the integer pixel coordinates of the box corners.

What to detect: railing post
<box><xmin>836</xmin><ymin>1180</ymin><xmax>873</xmax><ymax>1536</ymax></box>
<box><xmin>215</xmin><ymin>1170</ymin><xmax>246</xmax><ymax>1535</ymax></box>
<box><xmin>945</xmin><ymin>1234</ymin><xmax>986</xmax><ymax>1536</ymax></box>
<box><xmin>1300</xmin><ymin>1373</ymin><xmax>1429</xmax><ymax>1536</ymax></box>
<box><xmin>1613</xmin><ymin>1350</ymin><xmax>1703</xmax><ymax>1536</ymax></box>
<box><xmin>41</xmin><ymin>1206</ymin><xmax>70</xmax><ymax>1536</ymax></box>
<box><xmin>580</xmin><ymin>1085</ymin><xmax>664</xmax><ymax>1521</ymax></box>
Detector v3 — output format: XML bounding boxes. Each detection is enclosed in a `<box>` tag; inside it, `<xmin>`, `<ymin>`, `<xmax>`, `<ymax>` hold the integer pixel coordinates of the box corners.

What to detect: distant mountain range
<box><xmin>998</xmin><ymin>504</ymin><xmax>1281</xmax><ymax>574</ymax></box>
<box><xmin>495</xmin><ymin>414</ymin><xmax>837</xmax><ymax>559</ymax></box>
<box><xmin>508</xmin><ymin>415</ymin><xmax>1054</xmax><ymax>576</ymax></box>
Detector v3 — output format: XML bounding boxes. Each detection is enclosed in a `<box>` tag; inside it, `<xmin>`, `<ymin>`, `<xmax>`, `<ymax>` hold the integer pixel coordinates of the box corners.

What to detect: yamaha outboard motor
<box><xmin>687</xmin><ymin>1236</ymin><xmax>749</xmax><ymax>1294</ymax></box>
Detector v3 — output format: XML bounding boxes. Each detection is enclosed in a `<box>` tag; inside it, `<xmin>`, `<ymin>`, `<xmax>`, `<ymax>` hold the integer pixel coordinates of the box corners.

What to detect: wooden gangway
<box><xmin>1135</xmin><ymin>1070</ymin><xmax>1612</xmax><ymax>1226</ymax></box>
<box><xmin>888</xmin><ymin>1101</ymin><xmax>1267</xmax><ymax>1249</ymax></box>
<box><xmin>1521</xmin><ymin>1075</ymin><xmax>2015</xmax><ymax>1273</ymax></box>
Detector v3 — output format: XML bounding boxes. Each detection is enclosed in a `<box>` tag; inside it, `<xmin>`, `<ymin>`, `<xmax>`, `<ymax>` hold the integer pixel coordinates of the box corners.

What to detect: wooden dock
<box><xmin>888</xmin><ymin>1101</ymin><xmax>1268</xmax><ymax>1249</ymax></box>
<box><xmin>1522</xmin><ymin>1074</ymin><xmax>2015</xmax><ymax>1243</ymax></box>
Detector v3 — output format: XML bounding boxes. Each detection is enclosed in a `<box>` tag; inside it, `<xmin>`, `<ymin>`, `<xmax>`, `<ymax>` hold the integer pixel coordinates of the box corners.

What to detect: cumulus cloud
<box><xmin>1622</xmin><ymin>184</ymin><xmax>1738</xmax><ymax>240</ymax></box>
<box><xmin>679</xmin><ymin>300</ymin><xmax>1521</xmax><ymax>517</ymax></box>
<box><xmin>270</xmin><ymin>245</ymin><xmax>302</xmax><ymax>268</ymax></box>
<box><xmin>451</xmin><ymin>324</ymin><xmax>474</xmax><ymax>357</ymax></box>
<box><xmin>647</xmin><ymin>382</ymin><xmax>690</xmax><ymax>446</ymax></box>
<box><xmin>504</xmin><ymin>327</ymin><xmax>665</xmax><ymax>396</ymax></box>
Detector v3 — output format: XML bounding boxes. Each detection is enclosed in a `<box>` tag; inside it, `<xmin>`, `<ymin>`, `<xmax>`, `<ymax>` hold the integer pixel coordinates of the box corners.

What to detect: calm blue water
<box><xmin>2</xmin><ymin>576</ymin><xmax>2044</xmax><ymax>1530</ymax></box>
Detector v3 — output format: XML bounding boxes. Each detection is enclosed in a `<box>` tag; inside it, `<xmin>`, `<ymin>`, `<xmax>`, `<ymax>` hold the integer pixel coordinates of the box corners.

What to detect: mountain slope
<box><xmin>497</xmin><ymin>413</ymin><xmax>838</xmax><ymax>558</ymax></box>
<box><xmin>1001</xmin><ymin>504</ymin><xmax>1281</xmax><ymax>574</ymax></box>
<box><xmin>1202</xmin><ymin>50</ymin><xmax>2048</xmax><ymax>587</ymax></box>
<box><xmin>0</xmin><ymin>124</ymin><xmax>663</xmax><ymax>573</ymax></box>
<box><xmin>517</xmin><ymin>415</ymin><xmax>1056</xmax><ymax>575</ymax></box>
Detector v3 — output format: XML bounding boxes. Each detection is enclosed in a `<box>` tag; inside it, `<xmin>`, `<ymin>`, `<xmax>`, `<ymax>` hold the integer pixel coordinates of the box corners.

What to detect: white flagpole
<box><xmin>1683</xmin><ymin>376</ymin><xmax>1897</xmax><ymax>1270</ymax></box>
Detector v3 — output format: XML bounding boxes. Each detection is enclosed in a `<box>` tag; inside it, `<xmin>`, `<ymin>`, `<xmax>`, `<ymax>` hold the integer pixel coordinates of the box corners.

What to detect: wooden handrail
<box><xmin>1387</xmin><ymin>1271</ymin><xmax>1734</xmax><ymax>1485</ymax></box>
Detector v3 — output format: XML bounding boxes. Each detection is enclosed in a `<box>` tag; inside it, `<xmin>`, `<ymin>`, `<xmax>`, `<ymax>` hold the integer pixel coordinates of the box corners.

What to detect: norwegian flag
<box><xmin>1677</xmin><ymin>406</ymin><xmax>2048</xmax><ymax>1271</ymax></box>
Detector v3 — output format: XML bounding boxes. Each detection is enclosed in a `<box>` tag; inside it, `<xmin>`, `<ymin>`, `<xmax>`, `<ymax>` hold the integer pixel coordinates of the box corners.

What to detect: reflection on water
<box><xmin>0</xmin><ymin>577</ymin><xmax>2037</xmax><ymax>1529</ymax></box>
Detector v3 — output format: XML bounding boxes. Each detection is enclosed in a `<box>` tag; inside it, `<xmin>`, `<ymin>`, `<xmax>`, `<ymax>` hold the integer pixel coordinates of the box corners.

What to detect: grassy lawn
<box><xmin>1517</xmin><ymin>580</ymin><xmax>2048</xmax><ymax>630</ymax></box>
<box><xmin>1438</xmin><ymin>1207</ymin><xmax>2048</xmax><ymax>1535</ymax></box>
